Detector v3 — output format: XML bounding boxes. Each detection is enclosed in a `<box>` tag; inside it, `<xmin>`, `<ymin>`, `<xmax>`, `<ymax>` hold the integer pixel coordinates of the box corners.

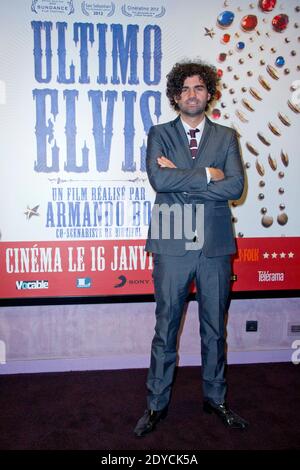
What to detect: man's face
<box><xmin>174</xmin><ymin>75</ymin><xmax>211</xmax><ymax>117</ymax></box>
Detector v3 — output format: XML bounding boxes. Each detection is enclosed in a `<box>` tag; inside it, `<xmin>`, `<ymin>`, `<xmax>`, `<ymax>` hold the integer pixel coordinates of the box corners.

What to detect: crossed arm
<box><xmin>146</xmin><ymin>126</ymin><xmax>244</xmax><ymax>201</ymax></box>
<box><xmin>157</xmin><ymin>156</ymin><xmax>224</xmax><ymax>181</ymax></box>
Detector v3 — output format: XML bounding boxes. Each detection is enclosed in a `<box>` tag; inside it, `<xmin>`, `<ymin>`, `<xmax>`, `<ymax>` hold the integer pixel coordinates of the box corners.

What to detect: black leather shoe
<box><xmin>134</xmin><ymin>407</ymin><xmax>168</xmax><ymax>437</ymax></box>
<box><xmin>203</xmin><ymin>400</ymin><xmax>249</xmax><ymax>429</ymax></box>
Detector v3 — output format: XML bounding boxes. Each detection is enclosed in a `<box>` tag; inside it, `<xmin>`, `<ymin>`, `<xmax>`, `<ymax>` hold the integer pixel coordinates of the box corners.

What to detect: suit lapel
<box><xmin>172</xmin><ymin>116</ymin><xmax>193</xmax><ymax>168</ymax></box>
<box><xmin>170</xmin><ymin>115</ymin><xmax>214</xmax><ymax>168</ymax></box>
<box><xmin>193</xmin><ymin>117</ymin><xmax>213</xmax><ymax>165</ymax></box>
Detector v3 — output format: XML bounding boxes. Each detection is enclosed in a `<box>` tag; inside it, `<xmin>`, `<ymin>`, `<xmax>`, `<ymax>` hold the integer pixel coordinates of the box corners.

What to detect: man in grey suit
<box><xmin>134</xmin><ymin>60</ymin><xmax>248</xmax><ymax>437</ymax></box>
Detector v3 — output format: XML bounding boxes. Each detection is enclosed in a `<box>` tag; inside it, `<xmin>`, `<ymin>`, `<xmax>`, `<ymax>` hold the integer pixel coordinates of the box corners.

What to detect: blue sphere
<box><xmin>217</xmin><ymin>11</ymin><xmax>235</xmax><ymax>28</ymax></box>
<box><xmin>275</xmin><ymin>56</ymin><xmax>285</xmax><ymax>67</ymax></box>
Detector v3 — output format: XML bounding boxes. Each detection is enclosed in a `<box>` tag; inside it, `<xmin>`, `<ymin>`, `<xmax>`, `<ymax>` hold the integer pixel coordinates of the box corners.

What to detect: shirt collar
<box><xmin>180</xmin><ymin>116</ymin><xmax>206</xmax><ymax>135</ymax></box>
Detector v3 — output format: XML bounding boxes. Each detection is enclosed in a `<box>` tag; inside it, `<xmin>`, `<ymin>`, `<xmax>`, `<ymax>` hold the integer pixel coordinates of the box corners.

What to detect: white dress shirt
<box><xmin>180</xmin><ymin>117</ymin><xmax>211</xmax><ymax>183</ymax></box>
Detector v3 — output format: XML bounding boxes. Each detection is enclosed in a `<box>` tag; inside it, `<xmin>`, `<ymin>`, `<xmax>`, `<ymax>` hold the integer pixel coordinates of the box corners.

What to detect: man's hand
<box><xmin>208</xmin><ymin>168</ymin><xmax>225</xmax><ymax>181</ymax></box>
<box><xmin>157</xmin><ymin>156</ymin><xmax>177</xmax><ymax>168</ymax></box>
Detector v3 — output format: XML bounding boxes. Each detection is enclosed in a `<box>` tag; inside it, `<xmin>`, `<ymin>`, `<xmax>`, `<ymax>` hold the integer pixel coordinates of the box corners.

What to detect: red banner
<box><xmin>0</xmin><ymin>237</ymin><xmax>299</xmax><ymax>299</ymax></box>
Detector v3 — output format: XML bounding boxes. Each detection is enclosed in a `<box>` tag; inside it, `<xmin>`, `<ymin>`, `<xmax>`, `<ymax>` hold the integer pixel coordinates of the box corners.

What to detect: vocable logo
<box><xmin>114</xmin><ymin>275</ymin><xmax>127</xmax><ymax>288</ymax></box>
<box><xmin>16</xmin><ymin>280</ymin><xmax>48</xmax><ymax>290</ymax></box>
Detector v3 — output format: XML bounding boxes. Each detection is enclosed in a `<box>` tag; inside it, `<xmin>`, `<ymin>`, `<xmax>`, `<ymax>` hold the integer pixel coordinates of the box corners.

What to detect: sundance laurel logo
<box><xmin>31</xmin><ymin>0</ymin><xmax>75</xmax><ymax>15</ymax></box>
<box><xmin>16</xmin><ymin>280</ymin><xmax>49</xmax><ymax>290</ymax></box>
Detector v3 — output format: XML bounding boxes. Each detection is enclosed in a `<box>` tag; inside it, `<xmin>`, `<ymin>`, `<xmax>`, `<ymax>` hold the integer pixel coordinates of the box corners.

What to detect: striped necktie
<box><xmin>188</xmin><ymin>128</ymin><xmax>200</xmax><ymax>159</ymax></box>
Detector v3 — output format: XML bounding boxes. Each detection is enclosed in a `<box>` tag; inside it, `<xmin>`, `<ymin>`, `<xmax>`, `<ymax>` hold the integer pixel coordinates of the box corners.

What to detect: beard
<box><xmin>177</xmin><ymin>99</ymin><xmax>207</xmax><ymax>117</ymax></box>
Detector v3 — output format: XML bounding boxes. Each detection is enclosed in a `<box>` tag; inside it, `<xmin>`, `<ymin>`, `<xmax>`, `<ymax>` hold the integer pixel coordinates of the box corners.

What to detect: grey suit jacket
<box><xmin>145</xmin><ymin>115</ymin><xmax>244</xmax><ymax>257</ymax></box>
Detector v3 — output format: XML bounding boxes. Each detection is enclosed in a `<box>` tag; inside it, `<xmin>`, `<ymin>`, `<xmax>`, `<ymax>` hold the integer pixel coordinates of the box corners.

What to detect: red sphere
<box><xmin>240</xmin><ymin>15</ymin><xmax>258</xmax><ymax>32</ymax></box>
<box><xmin>221</xmin><ymin>33</ymin><xmax>231</xmax><ymax>44</ymax></box>
<box><xmin>272</xmin><ymin>14</ymin><xmax>289</xmax><ymax>32</ymax></box>
<box><xmin>259</xmin><ymin>0</ymin><xmax>277</xmax><ymax>12</ymax></box>
<box><xmin>212</xmin><ymin>109</ymin><xmax>221</xmax><ymax>119</ymax></box>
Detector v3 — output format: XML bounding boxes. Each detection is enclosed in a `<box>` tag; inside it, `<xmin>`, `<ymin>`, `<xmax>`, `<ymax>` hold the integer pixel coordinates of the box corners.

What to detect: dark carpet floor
<box><xmin>0</xmin><ymin>363</ymin><xmax>299</xmax><ymax>450</ymax></box>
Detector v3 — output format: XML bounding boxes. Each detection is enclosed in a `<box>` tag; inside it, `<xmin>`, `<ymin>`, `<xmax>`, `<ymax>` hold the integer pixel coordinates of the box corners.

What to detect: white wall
<box><xmin>0</xmin><ymin>297</ymin><xmax>299</xmax><ymax>374</ymax></box>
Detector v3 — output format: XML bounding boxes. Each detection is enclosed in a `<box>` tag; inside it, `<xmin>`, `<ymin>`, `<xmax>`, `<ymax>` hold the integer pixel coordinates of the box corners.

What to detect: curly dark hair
<box><xmin>166</xmin><ymin>60</ymin><xmax>219</xmax><ymax>111</ymax></box>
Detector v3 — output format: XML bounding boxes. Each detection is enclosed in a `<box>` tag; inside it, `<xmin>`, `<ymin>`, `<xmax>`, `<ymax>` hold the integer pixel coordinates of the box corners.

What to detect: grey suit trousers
<box><xmin>147</xmin><ymin>250</ymin><xmax>231</xmax><ymax>411</ymax></box>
